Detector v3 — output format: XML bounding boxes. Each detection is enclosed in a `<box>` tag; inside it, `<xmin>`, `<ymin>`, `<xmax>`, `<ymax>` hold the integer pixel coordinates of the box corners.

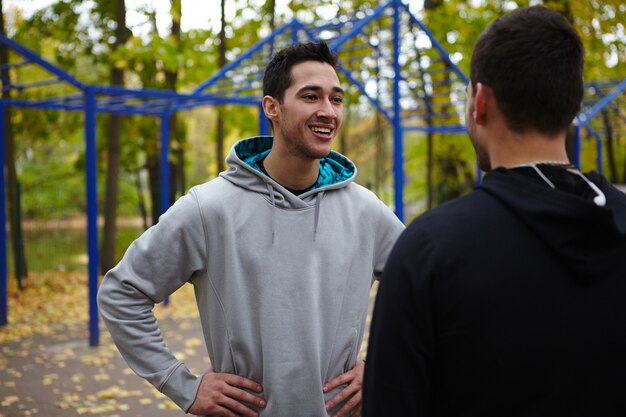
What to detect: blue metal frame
<box><xmin>193</xmin><ymin>21</ymin><xmax>307</xmax><ymax>96</ymax></box>
<box><xmin>0</xmin><ymin>101</ymin><xmax>6</xmax><ymax>326</ymax></box>
<box><xmin>573</xmin><ymin>78</ymin><xmax>626</xmax><ymax>172</ymax></box>
<box><xmin>392</xmin><ymin>0</ymin><xmax>404</xmax><ymax>221</ymax></box>
<box><xmin>1</xmin><ymin>0</ymin><xmax>623</xmax><ymax>345</ymax></box>
<box><xmin>0</xmin><ymin>35</ymin><xmax>84</xmax><ymax>89</ymax></box>
<box><xmin>331</xmin><ymin>1</ymin><xmax>391</xmax><ymax>51</ymax></box>
<box><xmin>259</xmin><ymin>104</ymin><xmax>270</xmax><ymax>136</ymax></box>
<box><xmin>159</xmin><ymin>111</ymin><xmax>172</xmax><ymax>306</ymax></box>
<box><xmin>575</xmin><ymin>79</ymin><xmax>626</xmax><ymax>128</ymax></box>
<box><xmin>84</xmin><ymin>87</ymin><xmax>99</xmax><ymax>346</ymax></box>
<box><xmin>400</xmin><ymin>2</ymin><xmax>469</xmax><ymax>86</ymax></box>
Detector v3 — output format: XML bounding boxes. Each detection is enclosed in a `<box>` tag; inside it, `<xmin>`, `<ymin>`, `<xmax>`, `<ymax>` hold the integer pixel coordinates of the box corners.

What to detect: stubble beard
<box><xmin>466</xmin><ymin>104</ymin><xmax>491</xmax><ymax>172</ymax></box>
<box><xmin>468</xmin><ymin>131</ymin><xmax>491</xmax><ymax>172</ymax></box>
<box><xmin>280</xmin><ymin>124</ymin><xmax>333</xmax><ymax>161</ymax></box>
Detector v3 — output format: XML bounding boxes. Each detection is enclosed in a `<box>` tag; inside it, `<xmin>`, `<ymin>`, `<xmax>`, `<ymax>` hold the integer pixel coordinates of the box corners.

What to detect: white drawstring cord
<box><xmin>514</xmin><ymin>162</ymin><xmax>606</xmax><ymax>207</ymax></box>
<box><xmin>266</xmin><ymin>182</ymin><xmax>276</xmax><ymax>244</ymax></box>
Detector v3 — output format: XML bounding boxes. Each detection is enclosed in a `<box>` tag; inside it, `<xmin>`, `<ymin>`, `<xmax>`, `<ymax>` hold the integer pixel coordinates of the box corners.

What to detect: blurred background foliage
<box><xmin>1</xmin><ymin>0</ymin><xmax>624</xmax><ymax>277</ymax></box>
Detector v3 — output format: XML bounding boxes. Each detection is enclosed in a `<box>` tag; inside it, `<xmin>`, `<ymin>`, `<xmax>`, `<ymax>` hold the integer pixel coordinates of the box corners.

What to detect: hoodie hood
<box><xmin>219</xmin><ymin>136</ymin><xmax>356</xmax><ymax>209</ymax></box>
<box><xmin>479</xmin><ymin>165</ymin><xmax>626</xmax><ymax>283</ymax></box>
<box><xmin>219</xmin><ymin>136</ymin><xmax>357</xmax><ymax>243</ymax></box>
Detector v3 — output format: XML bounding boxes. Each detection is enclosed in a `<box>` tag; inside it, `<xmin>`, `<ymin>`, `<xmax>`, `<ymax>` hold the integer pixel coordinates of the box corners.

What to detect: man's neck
<box><xmin>263</xmin><ymin>149</ymin><xmax>320</xmax><ymax>191</ymax></box>
<box><xmin>488</xmin><ymin>129</ymin><xmax>569</xmax><ymax>169</ymax></box>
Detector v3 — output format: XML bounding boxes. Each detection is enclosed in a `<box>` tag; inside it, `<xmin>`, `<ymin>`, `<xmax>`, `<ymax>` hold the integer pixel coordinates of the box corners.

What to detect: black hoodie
<box><xmin>364</xmin><ymin>165</ymin><xmax>626</xmax><ymax>417</ymax></box>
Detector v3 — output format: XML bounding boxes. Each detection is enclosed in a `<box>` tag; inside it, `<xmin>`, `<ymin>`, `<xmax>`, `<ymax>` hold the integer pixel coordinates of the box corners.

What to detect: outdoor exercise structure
<box><xmin>574</xmin><ymin>79</ymin><xmax>626</xmax><ymax>172</ymax></box>
<box><xmin>0</xmin><ymin>0</ymin><xmax>624</xmax><ymax>346</ymax></box>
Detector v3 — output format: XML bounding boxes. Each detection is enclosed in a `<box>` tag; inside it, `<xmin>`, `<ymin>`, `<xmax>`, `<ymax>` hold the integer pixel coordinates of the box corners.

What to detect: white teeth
<box><xmin>312</xmin><ymin>127</ymin><xmax>331</xmax><ymax>134</ymax></box>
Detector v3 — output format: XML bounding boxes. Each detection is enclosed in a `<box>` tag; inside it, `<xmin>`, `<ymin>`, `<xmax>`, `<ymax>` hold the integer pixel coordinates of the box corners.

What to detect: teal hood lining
<box><xmin>236</xmin><ymin>136</ymin><xmax>356</xmax><ymax>191</ymax></box>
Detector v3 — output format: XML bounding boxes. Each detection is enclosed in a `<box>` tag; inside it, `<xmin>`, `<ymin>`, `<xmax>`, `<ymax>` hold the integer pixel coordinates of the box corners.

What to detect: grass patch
<box><xmin>7</xmin><ymin>223</ymin><xmax>145</xmax><ymax>273</ymax></box>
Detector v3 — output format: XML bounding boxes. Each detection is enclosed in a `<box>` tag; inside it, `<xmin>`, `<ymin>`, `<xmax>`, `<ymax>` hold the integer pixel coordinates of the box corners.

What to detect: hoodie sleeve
<box><xmin>372</xmin><ymin>198</ymin><xmax>405</xmax><ymax>277</ymax></box>
<box><xmin>97</xmin><ymin>189</ymin><xmax>207</xmax><ymax>412</ymax></box>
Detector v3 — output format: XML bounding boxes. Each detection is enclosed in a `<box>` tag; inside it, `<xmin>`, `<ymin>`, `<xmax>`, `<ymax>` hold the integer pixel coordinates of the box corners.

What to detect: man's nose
<box><xmin>316</xmin><ymin>98</ymin><xmax>338</xmax><ymax>118</ymax></box>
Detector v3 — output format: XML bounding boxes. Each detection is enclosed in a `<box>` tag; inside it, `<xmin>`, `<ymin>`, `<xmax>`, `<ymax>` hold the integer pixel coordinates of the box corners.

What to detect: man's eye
<box><xmin>332</xmin><ymin>96</ymin><xmax>344</xmax><ymax>104</ymax></box>
<box><xmin>303</xmin><ymin>94</ymin><xmax>317</xmax><ymax>100</ymax></box>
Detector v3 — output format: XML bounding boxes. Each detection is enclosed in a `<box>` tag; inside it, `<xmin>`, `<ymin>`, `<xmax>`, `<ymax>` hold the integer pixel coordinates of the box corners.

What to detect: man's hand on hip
<box><xmin>188</xmin><ymin>368</ymin><xmax>265</xmax><ymax>417</ymax></box>
<box><xmin>323</xmin><ymin>358</ymin><xmax>364</xmax><ymax>417</ymax></box>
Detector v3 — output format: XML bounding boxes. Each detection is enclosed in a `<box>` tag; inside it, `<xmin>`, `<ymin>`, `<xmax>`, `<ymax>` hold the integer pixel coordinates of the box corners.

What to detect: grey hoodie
<box><xmin>98</xmin><ymin>136</ymin><xmax>405</xmax><ymax>416</ymax></box>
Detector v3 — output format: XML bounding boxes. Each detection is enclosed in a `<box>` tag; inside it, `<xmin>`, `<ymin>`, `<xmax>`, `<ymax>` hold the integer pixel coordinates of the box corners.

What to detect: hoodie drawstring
<box><xmin>313</xmin><ymin>191</ymin><xmax>325</xmax><ymax>241</ymax></box>
<box><xmin>519</xmin><ymin>162</ymin><xmax>607</xmax><ymax>207</ymax></box>
<box><xmin>266</xmin><ymin>182</ymin><xmax>276</xmax><ymax>244</ymax></box>
<box><xmin>265</xmin><ymin>182</ymin><xmax>325</xmax><ymax>243</ymax></box>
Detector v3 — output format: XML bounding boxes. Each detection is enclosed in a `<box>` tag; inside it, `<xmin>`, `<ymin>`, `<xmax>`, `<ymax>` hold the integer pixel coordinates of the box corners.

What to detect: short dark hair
<box><xmin>470</xmin><ymin>6</ymin><xmax>584</xmax><ymax>136</ymax></box>
<box><xmin>263</xmin><ymin>41</ymin><xmax>339</xmax><ymax>103</ymax></box>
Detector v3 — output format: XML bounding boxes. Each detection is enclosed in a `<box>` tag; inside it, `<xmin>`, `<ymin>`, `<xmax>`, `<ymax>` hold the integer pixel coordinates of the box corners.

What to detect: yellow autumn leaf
<box><xmin>1</xmin><ymin>395</ymin><xmax>19</xmax><ymax>407</ymax></box>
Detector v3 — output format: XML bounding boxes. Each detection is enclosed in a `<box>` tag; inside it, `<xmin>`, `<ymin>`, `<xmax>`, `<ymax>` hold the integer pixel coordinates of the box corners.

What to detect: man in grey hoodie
<box><xmin>98</xmin><ymin>41</ymin><xmax>405</xmax><ymax>417</ymax></box>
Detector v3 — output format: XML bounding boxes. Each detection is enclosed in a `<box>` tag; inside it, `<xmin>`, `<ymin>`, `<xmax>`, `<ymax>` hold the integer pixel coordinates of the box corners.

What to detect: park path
<box><xmin>1</xmin><ymin>313</ymin><xmax>209</xmax><ymax>417</ymax></box>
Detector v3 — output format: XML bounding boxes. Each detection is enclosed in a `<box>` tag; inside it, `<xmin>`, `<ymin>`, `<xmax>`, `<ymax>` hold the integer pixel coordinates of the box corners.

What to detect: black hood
<box><xmin>478</xmin><ymin>166</ymin><xmax>626</xmax><ymax>283</ymax></box>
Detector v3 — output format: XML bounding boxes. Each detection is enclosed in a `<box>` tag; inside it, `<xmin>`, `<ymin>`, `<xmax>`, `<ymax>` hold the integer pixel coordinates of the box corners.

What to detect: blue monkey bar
<box><xmin>0</xmin><ymin>35</ymin><xmax>226</xmax><ymax>346</ymax></box>
<box><xmin>0</xmin><ymin>101</ymin><xmax>6</xmax><ymax>327</ymax></box>
<box><xmin>192</xmin><ymin>0</ymin><xmax>472</xmax><ymax>220</ymax></box>
<box><xmin>2</xmin><ymin>0</ymin><xmax>623</xmax><ymax>346</ymax></box>
<box><xmin>573</xmin><ymin>78</ymin><xmax>626</xmax><ymax>172</ymax></box>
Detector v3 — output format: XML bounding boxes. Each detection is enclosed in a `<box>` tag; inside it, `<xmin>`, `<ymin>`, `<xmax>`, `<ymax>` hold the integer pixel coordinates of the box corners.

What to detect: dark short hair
<box><xmin>470</xmin><ymin>6</ymin><xmax>584</xmax><ymax>136</ymax></box>
<box><xmin>263</xmin><ymin>41</ymin><xmax>339</xmax><ymax>103</ymax></box>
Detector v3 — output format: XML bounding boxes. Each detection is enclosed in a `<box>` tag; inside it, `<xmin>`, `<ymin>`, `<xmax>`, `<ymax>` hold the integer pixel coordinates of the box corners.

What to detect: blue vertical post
<box><xmin>160</xmin><ymin>110</ymin><xmax>171</xmax><ymax>306</ymax></box>
<box><xmin>392</xmin><ymin>0</ymin><xmax>404</xmax><ymax>221</ymax></box>
<box><xmin>291</xmin><ymin>24</ymin><xmax>300</xmax><ymax>44</ymax></box>
<box><xmin>258</xmin><ymin>104</ymin><xmax>270</xmax><ymax>136</ymax></box>
<box><xmin>159</xmin><ymin>110</ymin><xmax>172</xmax><ymax>219</ymax></box>
<box><xmin>0</xmin><ymin>101</ymin><xmax>7</xmax><ymax>326</ymax></box>
<box><xmin>85</xmin><ymin>87</ymin><xmax>99</xmax><ymax>346</ymax></box>
<box><xmin>573</xmin><ymin>125</ymin><xmax>581</xmax><ymax>168</ymax></box>
<box><xmin>476</xmin><ymin>161</ymin><xmax>483</xmax><ymax>184</ymax></box>
<box><xmin>160</xmin><ymin>111</ymin><xmax>171</xmax><ymax>216</ymax></box>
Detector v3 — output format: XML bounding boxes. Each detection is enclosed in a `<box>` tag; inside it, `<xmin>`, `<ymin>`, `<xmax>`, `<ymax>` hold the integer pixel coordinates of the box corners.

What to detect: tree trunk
<box><xmin>565</xmin><ymin>127</ymin><xmax>575</xmax><ymax>166</ymax></box>
<box><xmin>268</xmin><ymin>0</ymin><xmax>275</xmax><ymax>31</ymax></box>
<box><xmin>133</xmin><ymin>168</ymin><xmax>148</xmax><ymax>230</ymax></box>
<box><xmin>100</xmin><ymin>0</ymin><xmax>128</xmax><ymax>275</ymax></box>
<box><xmin>0</xmin><ymin>0</ymin><xmax>28</xmax><ymax>288</ymax></box>
<box><xmin>414</xmin><ymin>46</ymin><xmax>434</xmax><ymax>209</ymax></box>
<box><xmin>374</xmin><ymin>112</ymin><xmax>386</xmax><ymax>197</ymax></box>
<box><xmin>148</xmin><ymin>156</ymin><xmax>160</xmax><ymax>225</ymax></box>
<box><xmin>266</xmin><ymin>0</ymin><xmax>277</xmax><ymax>61</ymax></box>
<box><xmin>215</xmin><ymin>0</ymin><xmax>227</xmax><ymax>175</ymax></box>
<box><xmin>136</xmin><ymin>12</ymin><xmax>161</xmax><ymax>227</ymax></box>
<box><xmin>602</xmin><ymin>108</ymin><xmax>617</xmax><ymax>182</ymax></box>
<box><xmin>165</xmin><ymin>0</ymin><xmax>184</xmax><ymax>201</ymax></box>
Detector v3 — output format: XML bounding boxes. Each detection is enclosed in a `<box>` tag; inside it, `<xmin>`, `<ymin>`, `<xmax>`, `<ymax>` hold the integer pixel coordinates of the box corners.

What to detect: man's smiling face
<box><xmin>273</xmin><ymin>60</ymin><xmax>344</xmax><ymax>160</ymax></box>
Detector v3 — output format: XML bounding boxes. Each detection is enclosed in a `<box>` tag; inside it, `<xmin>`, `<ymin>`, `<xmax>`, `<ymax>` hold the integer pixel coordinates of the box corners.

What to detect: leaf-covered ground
<box><xmin>0</xmin><ymin>271</ymin><xmax>208</xmax><ymax>417</ymax></box>
<box><xmin>0</xmin><ymin>272</ymin><xmax>376</xmax><ymax>416</ymax></box>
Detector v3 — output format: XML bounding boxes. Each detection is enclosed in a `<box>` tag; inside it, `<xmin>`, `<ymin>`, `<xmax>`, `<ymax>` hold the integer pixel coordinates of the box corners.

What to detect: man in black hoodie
<box><xmin>363</xmin><ymin>6</ymin><xmax>626</xmax><ymax>417</ymax></box>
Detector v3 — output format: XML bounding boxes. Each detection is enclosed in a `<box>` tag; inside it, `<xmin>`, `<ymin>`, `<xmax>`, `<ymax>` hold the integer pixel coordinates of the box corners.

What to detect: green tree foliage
<box><xmin>3</xmin><ymin>0</ymin><xmax>624</xmax><ymax>244</ymax></box>
<box><xmin>402</xmin><ymin>0</ymin><xmax>626</xmax><ymax>213</ymax></box>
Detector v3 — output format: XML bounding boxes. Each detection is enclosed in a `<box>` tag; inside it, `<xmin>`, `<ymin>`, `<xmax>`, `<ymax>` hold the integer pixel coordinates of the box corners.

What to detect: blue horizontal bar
<box><xmin>403</xmin><ymin>124</ymin><xmax>466</xmax><ymax>133</ymax></box>
<box><xmin>574</xmin><ymin>78</ymin><xmax>626</xmax><ymax>127</ymax></box>
<box><xmin>0</xmin><ymin>34</ymin><xmax>85</xmax><ymax>89</ymax></box>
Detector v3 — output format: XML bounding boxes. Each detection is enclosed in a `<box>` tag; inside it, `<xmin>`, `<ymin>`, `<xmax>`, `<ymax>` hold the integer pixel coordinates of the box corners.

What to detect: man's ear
<box><xmin>473</xmin><ymin>82</ymin><xmax>491</xmax><ymax>125</ymax></box>
<box><xmin>262</xmin><ymin>95</ymin><xmax>280</xmax><ymax>123</ymax></box>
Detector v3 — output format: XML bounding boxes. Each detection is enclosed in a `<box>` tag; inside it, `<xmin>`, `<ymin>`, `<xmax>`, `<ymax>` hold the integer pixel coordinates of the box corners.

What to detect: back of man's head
<box><xmin>263</xmin><ymin>41</ymin><xmax>338</xmax><ymax>104</ymax></box>
<box><xmin>470</xmin><ymin>6</ymin><xmax>584</xmax><ymax>136</ymax></box>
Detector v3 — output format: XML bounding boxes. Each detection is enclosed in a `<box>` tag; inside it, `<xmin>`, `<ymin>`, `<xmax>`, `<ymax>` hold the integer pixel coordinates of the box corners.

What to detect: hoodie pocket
<box><xmin>343</xmin><ymin>328</ymin><xmax>359</xmax><ymax>373</ymax></box>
